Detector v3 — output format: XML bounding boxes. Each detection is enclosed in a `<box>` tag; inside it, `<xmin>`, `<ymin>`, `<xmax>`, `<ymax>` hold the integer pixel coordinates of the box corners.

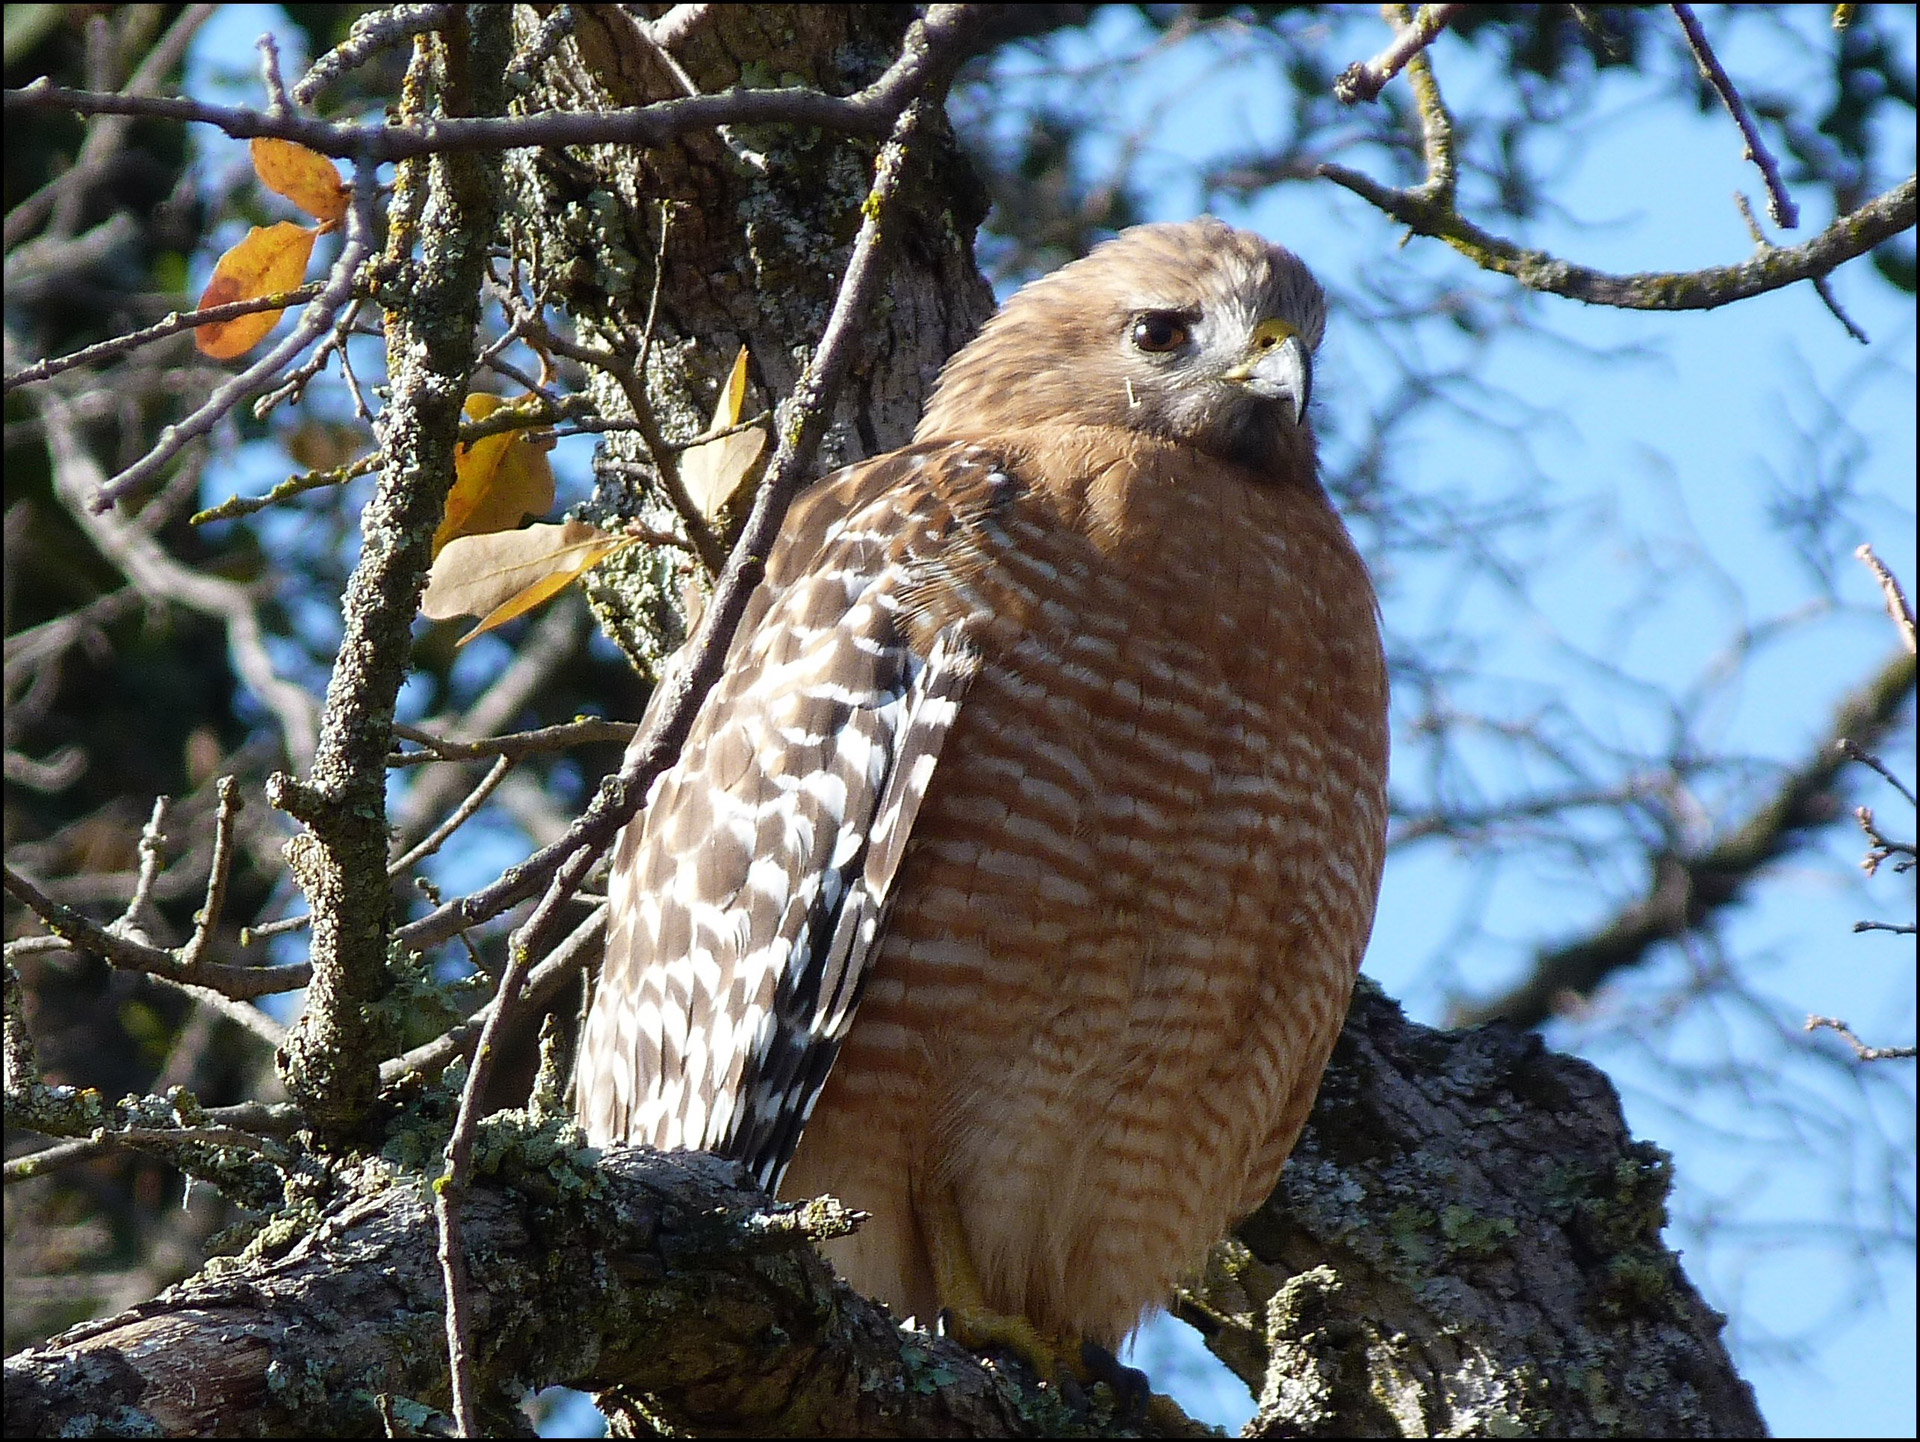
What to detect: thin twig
<box><xmin>1805</xmin><ymin>1015</ymin><xmax>1917</xmax><ymax>1061</ymax></box>
<box><xmin>6</xmin><ymin>5</ymin><xmax>997</xmax><ymax>162</ymax></box>
<box><xmin>1334</xmin><ymin>4</ymin><xmax>1464</xmax><ymax>105</ymax></box>
<box><xmin>178</xmin><ymin>776</ymin><xmax>242</xmax><ymax>972</ymax></box>
<box><xmin>1672</xmin><ymin>3</ymin><xmax>1799</xmax><ymax>229</ymax></box>
<box><xmin>389</xmin><ymin>718</ymin><xmax>635</xmax><ymax>767</ymax></box>
<box><xmin>389</xmin><ymin>755</ymin><xmax>513</xmax><ymax>875</ymax></box>
<box><xmin>128</xmin><ymin>796</ymin><xmax>173</xmax><ymax>924</ymax></box>
<box><xmin>2</xmin><ymin>284</ymin><xmax>324</xmax><ymax>394</ymax></box>
<box><xmin>1735</xmin><ymin>192</ymin><xmax>1867</xmax><ymax>342</ymax></box>
<box><xmin>1856</xmin><ymin>544</ymin><xmax>1916</xmax><ymax>654</ymax></box>
<box><xmin>1840</xmin><ymin>739</ymin><xmax>1917</xmax><ymax>809</ymax></box>
<box><xmin>2</xmin><ymin>863</ymin><xmax>309</xmax><ymax>1001</ymax></box>
<box><xmin>190</xmin><ymin>451</ymin><xmax>382</xmax><ymax>526</ymax></box>
<box><xmin>1317</xmin><ymin>166</ymin><xmax>1914</xmax><ymax>312</ymax></box>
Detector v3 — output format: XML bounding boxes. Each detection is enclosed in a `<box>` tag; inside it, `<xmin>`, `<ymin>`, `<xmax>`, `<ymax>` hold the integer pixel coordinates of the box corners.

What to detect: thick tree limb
<box><xmin>1185</xmin><ymin>984</ymin><xmax>1766</xmax><ymax>1438</ymax></box>
<box><xmin>6</xmin><ymin>991</ymin><xmax>1762</xmax><ymax>1438</ymax></box>
<box><xmin>3</xmin><ymin>1147</ymin><xmax>1107</xmax><ymax>1438</ymax></box>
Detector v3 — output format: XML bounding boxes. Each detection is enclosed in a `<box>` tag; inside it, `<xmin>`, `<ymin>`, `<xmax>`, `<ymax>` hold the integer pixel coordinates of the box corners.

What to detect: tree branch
<box><xmin>1184</xmin><ymin>984</ymin><xmax>1766</xmax><ymax>1437</ymax></box>
<box><xmin>2</xmin><ymin>1148</ymin><xmax>1091</xmax><ymax>1438</ymax></box>
<box><xmin>6</xmin><ymin>994</ymin><xmax>1762</xmax><ymax>1437</ymax></box>
<box><xmin>1318</xmin><ymin>165</ymin><xmax>1914</xmax><ymax>312</ymax></box>
<box><xmin>1334</xmin><ymin>4</ymin><xmax>1465</xmax><ymax>105</ymax></box>
<box><xmin>1454</xmin><ymin>646</ymin><xmax>1917</xmax><ymax>1028</ymax></box>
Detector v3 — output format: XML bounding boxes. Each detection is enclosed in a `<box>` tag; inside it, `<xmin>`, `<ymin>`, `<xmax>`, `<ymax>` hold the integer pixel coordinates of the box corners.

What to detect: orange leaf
<box><xmin>422</xmin><ymin>520</ymin><xmax>632</xmax><ymax>644</ymax></box>
<box><xmin>194</xmin><ymin>222</ymin><xmax>318</xmax><ymax>359</ymax></box>
<box><xmin>433</xmin><ymin>394</ymin><xmax>558</xmax><ymax>556</ymax></box>
<box><xmin>250</xmin><ymin>138</ymin><xmax>349</xmax><ymax>224</ymax></box>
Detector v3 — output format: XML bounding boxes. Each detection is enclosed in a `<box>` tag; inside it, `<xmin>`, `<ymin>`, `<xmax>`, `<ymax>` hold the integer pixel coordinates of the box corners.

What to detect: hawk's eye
<box><xmin>1130</xmin><ymin>313</ymin><xmax>1189</xmax><ymax>354</ymax></box>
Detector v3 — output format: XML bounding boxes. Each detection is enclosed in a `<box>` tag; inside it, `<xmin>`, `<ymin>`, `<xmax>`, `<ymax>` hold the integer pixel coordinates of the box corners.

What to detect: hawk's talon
<box><xmin>1079</xmin><ymin>1340</ymin><xmax>1153</xmax><ymax>1424</ymax></box>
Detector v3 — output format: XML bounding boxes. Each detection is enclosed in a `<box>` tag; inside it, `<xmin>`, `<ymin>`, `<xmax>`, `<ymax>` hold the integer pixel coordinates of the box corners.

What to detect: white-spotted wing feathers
<box><xmin>576</xmin><ymin>446</ymin><xmax>1003</xmax><ymax>1189</ymax></box>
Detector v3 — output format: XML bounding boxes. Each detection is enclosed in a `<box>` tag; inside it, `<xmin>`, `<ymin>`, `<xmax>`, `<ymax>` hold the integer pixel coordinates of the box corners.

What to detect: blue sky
<box><xmin>180</xmin><ymin>7</ymin><xmax>1915</xmax><ymax>1435</ymax></box>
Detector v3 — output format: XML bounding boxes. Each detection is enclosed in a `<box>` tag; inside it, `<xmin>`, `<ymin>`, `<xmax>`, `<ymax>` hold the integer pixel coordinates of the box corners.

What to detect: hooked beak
<box><xmin>1222</xmin><ymin>317</ymin><xmax>1312</xmax><ymax>425</ymax></box>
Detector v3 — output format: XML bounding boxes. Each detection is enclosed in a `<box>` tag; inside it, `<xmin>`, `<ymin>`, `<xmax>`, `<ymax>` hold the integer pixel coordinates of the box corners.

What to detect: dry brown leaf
<box><xmin>249</xmin><ymin>138</ymin><xmax>349</xmax><ymax>224</ymax></box>
<box><xmin>432</xmin><ymin>394</ymin><xmax>558</xmax><ymax>556</ymax></box>
<box><xmin>680</xmin><ymin>345</ymin><xmax>767</xmax><ymax>522</ymax></box>
<box><xmin>194</xmin><ymin>221</ymin><xmax>318</xmax><ymax>359</ymax></box>
<box><xmin>284</xmin><ymin>419</ymin><xmax>369</xmax><ymax>474</ymax></box>
<box><xmin>423</xmin><ymin>520</ymin><xmax>632</xmax><ymax>644</ymax></box>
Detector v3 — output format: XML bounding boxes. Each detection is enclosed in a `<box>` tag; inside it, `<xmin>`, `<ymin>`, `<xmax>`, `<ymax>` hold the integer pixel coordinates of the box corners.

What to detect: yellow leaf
<box><xmin>433</xmin><ymin>394</ymin><xmax>558</xmax><ymax>556</ymax></box>
<box><xmin>421</xmin><ymin>520</ymin><xmax>632</xmax><ymax>643</ymax></box>
<box><xmin>194</xmin><ymin>222</ymin><xmax>318</xmax><ymax>359</ymax></box>
<box><xmin>250</xmin><ymin>138</ymin><xmax>349</xmax><ymax>224</ymax></box>
<box><xmin>680</xmin><ymin>346</ymin><xmax>766</xmax><ymax>523</ymax></box>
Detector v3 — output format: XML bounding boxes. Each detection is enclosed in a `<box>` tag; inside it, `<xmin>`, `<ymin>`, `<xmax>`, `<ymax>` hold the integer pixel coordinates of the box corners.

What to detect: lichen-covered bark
<box><xmin>2</xmin><ymin>1147</ymin><xmax>1101</xmax><ymax>1439</ymax></box>
<box><xmin>1181</xmin><ymin>982</ymin><xmax>1767</xmax><ymax>1437</ymax></box>
<box><xmin>276</xmin><ymin>11</ymin><xmax>511</xmax><ymax>1140</ymax></box>
<box><xmin>503</xmin><ymin>4</ymin><xmax>994</xmax><ymax>675</ymax></box>
<box><xmin>4</xmin><ymin>991</ymin><xmax>1765</xmax><ymax>1439</ymax></box>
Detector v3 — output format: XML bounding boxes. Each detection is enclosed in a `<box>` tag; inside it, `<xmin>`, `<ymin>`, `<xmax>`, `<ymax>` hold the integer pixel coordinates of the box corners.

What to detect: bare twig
<box><xmin>1734</xmin><ymin>192</ymin><xmax>1867</xmax><ymax>341</ymax></box>
<box><xmin>389</xmin><ymin>718</ymin><xmax>635</xmax><ymax>767</ymax></box>
<box><xmin>178</xmin><ymin>777</ymin><xmax>243</xmax><ymax>973</ymax></box>
<box><xmin>2</xmin><ymin>863</ymin><xmax>308</xmax><ymax>1003</ymax></box>
<box><xmin>388</xmin><ymin>755</ymin><xmax>513</xmax><ymax>875</ymax></box>
<box><xmin>2</xmin><ymin>285</ymin><xmax>324</xmax><ymax>394</ymax></box>
<box><xmin>1840</xmin><ymin>739</ymin><xmax>1917</xmax><ymax>809</ymax></box>
<box><xmin>1857</xmin><ymin>543</ymin><xmax>1916</xmax><ymax>654</ymax></box>
<box><xmin>1318</xmin><ymin>165</ymin><xmax>1915</xmax><ymax>312</ymax></box>
<box><xmin>1335</xmin><ymin>4</ymin><xmax>1465</xmax><ymax>105</ymax></box>
<box><xmin>189</xmin><ymin>450</ymin><xmax>382</xmax><ymax>526</ymax></box>
<box><xmin>6</xmin><ymin>5</ymin><xmax>998</xmax><ymax>162</ymax></box>
<box><xmin>1672</xmin><ymin>4</ymin><xmax>1799</xmax><ymax>229</ymax></box>
<box><xmin>1805</xmin><ymin>1015</ymin><xmax>1916</xmax><ymax>1061</ymax></box>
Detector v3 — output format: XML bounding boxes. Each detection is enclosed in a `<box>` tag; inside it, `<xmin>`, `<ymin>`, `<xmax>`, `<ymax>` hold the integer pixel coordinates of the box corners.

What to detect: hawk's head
<box><xmin>917</xmin><ymin>217</ymin><xmax>1327</xmax><ymax>480</ymax></box>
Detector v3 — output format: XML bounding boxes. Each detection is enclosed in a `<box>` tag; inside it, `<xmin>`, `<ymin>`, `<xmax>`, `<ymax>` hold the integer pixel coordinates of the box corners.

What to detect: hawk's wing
<box><xmin>576</xmin><ymin>442</ymin><xmax>1014</xmax><ymax>1189</ymax></box>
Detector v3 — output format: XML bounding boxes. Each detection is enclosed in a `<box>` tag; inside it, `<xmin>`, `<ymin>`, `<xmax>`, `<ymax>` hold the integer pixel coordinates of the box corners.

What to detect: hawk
<box><xmin>576</xmin><ymin>217</ymin><xmax>1390</xmax><ymax>1366</ymax></box>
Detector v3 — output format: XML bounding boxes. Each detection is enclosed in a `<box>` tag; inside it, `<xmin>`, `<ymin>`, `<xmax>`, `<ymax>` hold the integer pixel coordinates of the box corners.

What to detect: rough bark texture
<box><xmin>2</xmin><ymin>1146</ymin><xmax>1094</xmax><ymax>1438</ymax></box>
<box><xmin>1181</xmin><ymin>983</ymin><xmax>1767</xmax><ymax>1437</ymax></box>
<box><xmin>503</xmin><ymin>3</ymin><xmax>995</xmax><ymax>673</ymax></box>
<box><xmin>3</xmin><ymin>991</ymin><xmax>1763</xmax><ymax>1438</ymax></box>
